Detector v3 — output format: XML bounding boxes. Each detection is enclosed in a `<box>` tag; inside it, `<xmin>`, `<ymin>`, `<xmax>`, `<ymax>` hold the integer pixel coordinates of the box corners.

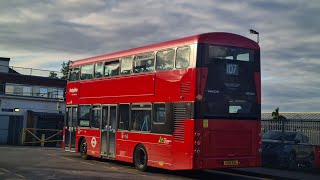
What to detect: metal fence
<box><xmin>0</xmin><ymin>64</ymin><xmax>63</xmax><ymax>78</ymax></box>
<box><xmin>262</xmin><ymin>113</ymin><xmax>320</xmax><ymax>146</ymax></box>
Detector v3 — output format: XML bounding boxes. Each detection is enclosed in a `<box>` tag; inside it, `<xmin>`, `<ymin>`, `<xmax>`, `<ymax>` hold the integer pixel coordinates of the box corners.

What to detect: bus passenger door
<box><xmin>108</xmin><ymin>106</ymin><xmax>117</xmax><ymax>158</ymax></box>
<box><xmin>100</xmin><ymin>106</ymin><xmax>109</xmax><ymax>156</ymax></box>
<box><xmin>65</xmin><ymin>107</ymin><xmax>77</xmax><ymax>152</ymax></box>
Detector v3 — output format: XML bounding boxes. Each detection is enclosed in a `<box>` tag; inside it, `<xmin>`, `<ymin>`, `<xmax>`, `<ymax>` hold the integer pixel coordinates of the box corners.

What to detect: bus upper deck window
<box><xmin>121</xmin><ymin>57</ymin><xmax>133</xmax><ymax>75</ymax></box>
<box><xmin>95</xmin><ymin>62</ymin><xmax>104</xmax><ymax>78</ymax></box>
<box><xmin>134</xmin><ymin>52</ymin><xmax>154</xmax><ymax>73</ymax></box>
<box><xmin>80</xmin><ymin>64</ymin><xmax>94</xmax><ymax>80</ymax></box>
<box><xmin>176</xmin><ymin>46</ymin><xmax>190</xmax><ymax>69</ymax></box>
<box><xmin>156</xmin><ymin>49</ymin><xmax>174</xmax><ymax>71</ymax></box>
<box><xmin>69</xmin><ymin>67</ymin><xmax>80</xmax><ymax>81</ymax></box>
<box><xmin>104</xmin><ymin>60</ymin><xmax>120</xmax><ymax>77</ymax></box>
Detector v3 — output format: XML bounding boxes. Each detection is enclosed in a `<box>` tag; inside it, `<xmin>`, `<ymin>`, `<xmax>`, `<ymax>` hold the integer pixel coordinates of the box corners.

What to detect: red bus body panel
<box><xmin>315</xmin><ymin>146</ymin><xmax>320</xmax><ymax>168</ymax></box>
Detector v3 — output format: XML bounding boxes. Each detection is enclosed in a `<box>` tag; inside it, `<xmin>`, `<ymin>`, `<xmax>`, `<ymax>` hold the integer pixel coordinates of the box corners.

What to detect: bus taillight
<box><xmin>195</xmin><ymin>132</ymin><xmax>201</xmax><ymax>137</ymax></box>
<box><xmin>195</xmin><ymin>141</ymin><xmax>201</xmax><ymax>146</ymax></box>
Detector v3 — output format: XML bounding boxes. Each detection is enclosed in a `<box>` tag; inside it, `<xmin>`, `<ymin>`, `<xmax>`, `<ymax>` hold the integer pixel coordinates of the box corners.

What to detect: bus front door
<box><xmin>100</xmin><ymin>105</ymin><xmax>117</xmax><ymax>158</ymax></box>
<box><xmin>108</xmin><ymin>106</ymin><xmax>117</xmax><ymax>158</ymax></box>
<box><xmin>101</xmin><ymin>106</ymin><xmax>108</xmax><ymax>156</ymax></box>
<box><xmin>65</xmin><ymin>107</ymin><xmax>77</xmax><ymax>152</ymax></box>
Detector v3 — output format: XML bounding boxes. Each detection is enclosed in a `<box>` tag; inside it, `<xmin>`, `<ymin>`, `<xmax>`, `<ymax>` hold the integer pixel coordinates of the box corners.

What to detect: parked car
<box><xmin>262</xmin><ymin>130</ymin><xmax>314</xmax><ymax>169</ymax></box>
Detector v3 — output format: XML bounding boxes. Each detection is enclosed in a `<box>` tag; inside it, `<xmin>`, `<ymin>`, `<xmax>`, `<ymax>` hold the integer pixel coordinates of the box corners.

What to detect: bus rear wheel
<box><xmin>80</xmin><ymin>139</ymin><xmax>89</xmax><ymax>160</ymax></box>
<box><xmin>134</xmin><ymin>144</ymin><xmax>148</xmax><ymax>171</ymax></box>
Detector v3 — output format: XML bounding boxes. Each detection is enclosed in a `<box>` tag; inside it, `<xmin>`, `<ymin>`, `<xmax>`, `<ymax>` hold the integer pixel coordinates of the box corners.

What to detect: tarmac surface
<box><xmin>0</xmin><ymin>146</ymin><xmax>319</xmax><ymax>180</ymax></box>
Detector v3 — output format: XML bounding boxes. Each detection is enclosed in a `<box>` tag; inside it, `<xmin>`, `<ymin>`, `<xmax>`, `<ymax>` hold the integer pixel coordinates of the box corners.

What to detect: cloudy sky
<box><xmin>1</xmin><ymin>0</ymin><xmax>319</xmax><ymax>112</ymax></box>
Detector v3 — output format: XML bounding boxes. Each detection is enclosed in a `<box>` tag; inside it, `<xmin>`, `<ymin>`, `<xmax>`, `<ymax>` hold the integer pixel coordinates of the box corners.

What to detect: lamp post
<box><xmin>249</xmin><ymin>29</ymin><xmax>259</xmax><ymax>44</ymax></box>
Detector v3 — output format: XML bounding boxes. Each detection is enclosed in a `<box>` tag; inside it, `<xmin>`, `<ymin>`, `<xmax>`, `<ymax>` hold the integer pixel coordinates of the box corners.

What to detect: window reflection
<box><xmin>4</xmin><ymin>83</ymin><xmax>64</xmax><ymax>99</ymax></box>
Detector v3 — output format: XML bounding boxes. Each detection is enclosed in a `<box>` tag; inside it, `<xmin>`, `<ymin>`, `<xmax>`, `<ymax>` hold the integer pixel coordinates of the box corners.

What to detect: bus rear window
<box><xmin>207</xmin><ymin>45</ymin><xmax>254</xmax><ymax>62</ymax></box>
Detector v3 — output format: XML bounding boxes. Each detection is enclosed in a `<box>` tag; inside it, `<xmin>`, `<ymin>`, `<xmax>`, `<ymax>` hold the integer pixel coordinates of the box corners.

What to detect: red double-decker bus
<box><xmin>63</xmin><ymin>32</ymin><xmax>261</xmax><ymax>171</ymax></box>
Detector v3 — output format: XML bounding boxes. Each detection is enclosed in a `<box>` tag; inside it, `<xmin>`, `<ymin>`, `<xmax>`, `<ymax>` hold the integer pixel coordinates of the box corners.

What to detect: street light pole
<box><xmin>249</xmin><ymin>29</ymin><xmax>259</xmax><ymax>44</ymax></box>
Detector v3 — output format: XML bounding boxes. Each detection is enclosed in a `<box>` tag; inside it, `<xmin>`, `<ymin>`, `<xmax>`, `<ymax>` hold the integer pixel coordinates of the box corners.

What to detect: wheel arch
<box><xmin>78</xmin><ymin>136</ymin><xmax>85</xmax><ymax>153</ymax></box>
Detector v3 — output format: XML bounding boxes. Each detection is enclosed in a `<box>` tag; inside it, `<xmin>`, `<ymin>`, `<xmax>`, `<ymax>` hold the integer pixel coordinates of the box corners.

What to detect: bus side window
<box><xmin>119</xmin><ymin>104</ymin><xmax>130</xmax><ymax>130</ymax></box>
<box><xmin>104</xmin><ymin>60</ymin><xmax>120</xmax><ymax>77</ymax></box>
<box><xmin>78</xmin><ymin>105</ymin><xmax>91</xmax><ymax>127</ymax></box>
<box><xmin>69</xmin><ymin>67</ymin><xmax>80</xmax><ymax>81</ymax></box>
<box><xmin>131</xmin><ymin>104</ymin><xmax>152</xmax><ymax>132</ymax></box>
<box><xmin>153</xmin><ymin>104</ymin><xmax>166</xmax><ymax>124</ymax></box>
<box><xmin>176</xmin><ymin>46</ymin><xmax>190</xmax><ymax>69</ymax></box>
<box><xmin>156</xmin><ymin>49</ymin><xmax>174</xmax><ymax>71</ymax></box>
<box><xmin>95</xmin><ymin>62</ymin><xmax>104</xmax><ymax>78</ymax></box>
<box><xmin>120</xmin><ymin>57</ymin><xmax>133</xmax><ymax>75</ymax></box>
<box><xmin>134</xmin><ymin>52</ymin><xmax>155</xmax><ymax>73</ymax></box>
<box><xmin>91</xmin><ymin>106</ymin><xmax>101</xmax><ymax>128</ymax></box>
<box><xmin>80</xmin><ymin>64</ymin><xmax>94</xmax><ymax>80</ymax></box>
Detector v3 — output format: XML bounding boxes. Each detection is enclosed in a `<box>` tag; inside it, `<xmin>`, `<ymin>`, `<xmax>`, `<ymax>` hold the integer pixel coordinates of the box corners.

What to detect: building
<box><xmin>0</xmin><ymin>57</ymin><xmax>66</xmax><ymax>145</ymax></box>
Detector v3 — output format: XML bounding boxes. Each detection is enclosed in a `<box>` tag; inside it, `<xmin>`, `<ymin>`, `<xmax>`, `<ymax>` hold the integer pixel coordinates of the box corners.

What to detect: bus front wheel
<box><xmin>134</xmin><ymin>144</ymin><xmax>148</xmax><ymax>171</ymax></box>
<box><xmin>80</xmin><ymin>139</ymin><xmax>90</xmax><ymax>160</ymax></box>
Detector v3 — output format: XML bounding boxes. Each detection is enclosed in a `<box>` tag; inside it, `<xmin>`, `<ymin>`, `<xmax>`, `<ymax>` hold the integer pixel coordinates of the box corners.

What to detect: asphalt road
<box><xmin>0</xmin><ymin>146</ymin><xmax>273</xmax><ymax>180</ymax></box>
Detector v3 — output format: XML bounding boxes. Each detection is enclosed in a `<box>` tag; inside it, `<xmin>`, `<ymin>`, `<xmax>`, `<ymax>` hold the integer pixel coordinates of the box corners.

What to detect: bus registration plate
<box><xmin>223</xmin><ymin>160</ymin><xmax>239</xmax><ymax>166</ymax></box>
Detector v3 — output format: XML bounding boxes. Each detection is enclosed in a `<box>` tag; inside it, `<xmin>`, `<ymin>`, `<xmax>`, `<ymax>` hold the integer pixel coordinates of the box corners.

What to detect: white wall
<box><xmin>0</xmin><ymin>97</ymin><xmax>65</xmax><ymax>128</ymax></box>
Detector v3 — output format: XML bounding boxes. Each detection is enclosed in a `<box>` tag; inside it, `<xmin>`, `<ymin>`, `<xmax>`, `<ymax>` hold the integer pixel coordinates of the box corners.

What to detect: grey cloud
<box><xmin>0</xmin><ymin>0</ymin><xmax>320</xmax><ymax>112</ymax></box>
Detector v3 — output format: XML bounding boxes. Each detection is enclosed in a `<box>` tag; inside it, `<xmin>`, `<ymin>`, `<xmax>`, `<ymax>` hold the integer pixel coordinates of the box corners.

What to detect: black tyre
<box><xmin>287</xmin><ymin>152</ymin><xmax>298</xmax><ymax>169</ymax></box>
<box><xmin>134</xmin><ymin>144</ymin><xmax>148</xmax><ymax>171</ymax></box>
<box><xmin>80</xmin><ymin>139</ymin><xmax>90</xmax><ymax>160</ymax></box>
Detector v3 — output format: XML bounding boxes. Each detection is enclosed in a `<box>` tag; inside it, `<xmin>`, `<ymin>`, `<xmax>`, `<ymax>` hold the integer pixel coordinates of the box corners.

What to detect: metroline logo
<box><xmin>69</xmin><ymin>88</ymin><xmax>78</xmax><ymax>93</ymax></box>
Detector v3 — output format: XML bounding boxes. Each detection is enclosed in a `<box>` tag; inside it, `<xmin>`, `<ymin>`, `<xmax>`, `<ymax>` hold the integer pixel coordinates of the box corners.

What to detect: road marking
<box><xmin>46</xmin><ymin>153</ymin><xmax>73</xmax><ymax>161</ymax></box>
<box><xmin>80</xmin><ymin>161</ymin><xmax>94</xmax><ymax>166</ymax></box>
<box><xmin>15</xmin><ymin>174</ymin><xmax>26</xmax><ymax>179</ymax></box>
<box><xmin>0</xmin><ymin>168</ymin><xmax>10</xmax><ymax>173</ymax></box>
<box><xmin>0</xmin><ymin>172</ymin><xmax>4</xmax><ymax>175</ymax></box>
<box><xmin>61</xmin><ymin>157</ymin><xmax>73</xmax><ymax>161</ymax></box>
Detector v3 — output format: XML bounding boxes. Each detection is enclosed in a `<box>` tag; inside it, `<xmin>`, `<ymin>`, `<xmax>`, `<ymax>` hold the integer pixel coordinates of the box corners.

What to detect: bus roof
<box><xmin>70</xmin><ymin>32</ymin><xmax>259</xmax><ymax>67</ymax></box>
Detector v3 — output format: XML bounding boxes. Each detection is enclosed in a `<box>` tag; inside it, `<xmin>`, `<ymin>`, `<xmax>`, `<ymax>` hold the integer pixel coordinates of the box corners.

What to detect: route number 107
<box><xmin>226</xmin><ymin>64</ymin><xmax>239</xmax><ymax>75</ymax></box>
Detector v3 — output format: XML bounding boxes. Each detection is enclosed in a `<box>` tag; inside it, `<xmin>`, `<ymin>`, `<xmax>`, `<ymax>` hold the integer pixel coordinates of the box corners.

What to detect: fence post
<box><xmin>21</xmin><ymin>128</ymin><xmax>26</xmax><ymax>145</ymax></box>
<box><xmin>41</xmin><ymin>134</ymin><xmax>45</xmax><ymax>147</ymax></box>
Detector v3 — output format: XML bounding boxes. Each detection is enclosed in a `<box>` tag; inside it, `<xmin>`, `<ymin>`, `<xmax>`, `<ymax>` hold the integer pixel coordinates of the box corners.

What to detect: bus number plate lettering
<box><xmin>226</xmin><ymin>64</ymin><xmax>238</xmax><ymax>75</ymax></box>
<box><xmin>223</xmin><ymin>160</ymin><xmax>239</xmax><ymax>166</ymax></box>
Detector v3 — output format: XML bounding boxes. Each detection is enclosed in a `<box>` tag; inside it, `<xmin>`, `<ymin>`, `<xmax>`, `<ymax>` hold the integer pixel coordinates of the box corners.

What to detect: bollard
<box><xmin>41</xmin><ymin>134</ymin><xmax>45</xmax><ymax>147</ymax></box>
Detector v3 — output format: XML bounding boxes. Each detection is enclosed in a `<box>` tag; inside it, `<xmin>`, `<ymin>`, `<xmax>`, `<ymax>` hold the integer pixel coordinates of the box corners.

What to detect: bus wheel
<box><xmin>80</xmin><ymin>139</ymin><xmax>89</xmax><ymax>160</ymax></box>
<box><xmin>134</xmin><ymin>144</ymin><xmax>148</xmax><ymax>171</ymax></box>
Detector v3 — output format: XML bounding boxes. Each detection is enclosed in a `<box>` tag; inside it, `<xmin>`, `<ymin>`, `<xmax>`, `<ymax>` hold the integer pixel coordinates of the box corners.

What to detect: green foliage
<box><xmin>49</xmin><ymin>71</ymin><xmax>58</xmax><ymax>78</ymax></box>
<box><xmin>271</xmin><ymin>107</ymin><xmax>286</xmax><ymax>120</ymax></box>
<box><xmin>60</xmin><ymin>61</ymin><xmax>70</xmax><ymax>80</ymax></box>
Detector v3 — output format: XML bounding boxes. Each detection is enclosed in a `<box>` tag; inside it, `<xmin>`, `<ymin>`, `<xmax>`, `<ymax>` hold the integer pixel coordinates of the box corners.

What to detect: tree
<box><xmin>272</xmin><ymin>107</ymin><xmax>287</xmax><ymax>167</ymax></box>
<box><xmin>49</xmin><ymin>71</ymin><xmax>58</xmax><ymax>78</ymax></box>
<box><xmin>60</xmin><ymin>61</ymin><xmax>70</xmax><ymax>80</ymax></box>
<box><xmin>271</xmin><ymin>107</ymin><xmax>286</xmax><ymax>120</ymax></box>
